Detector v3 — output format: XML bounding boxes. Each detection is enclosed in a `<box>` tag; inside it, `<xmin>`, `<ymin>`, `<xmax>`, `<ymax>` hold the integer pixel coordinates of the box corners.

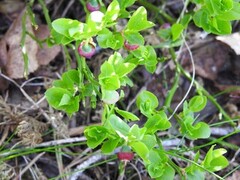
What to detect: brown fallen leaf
<box><xmin>34</xmin><ymin>24</ymin><xmax>61</xmax><ymax>66</ymax></box>
<box><xmin>216</xmin><ymin>33</ymin><xmax>240</xmax><ymax>55</ymax></box>
<box><xmin>0</xmin><ymin>0</ymin><xmax>25</xmax><ymax>18</ymax></box>
<box><xmin>182</xmin><ymin>41</ymin><xmax>233</xmax><ymax>80</ymax></box>
<box><xmin>0</xmin><ymin>9</ymin><xmax>61</xmax><ymax>79</ymax></box>
<box><xmin>0</xmin><ymin>9</ymin><xmax>39</xmax><ymax>79</ymax></box>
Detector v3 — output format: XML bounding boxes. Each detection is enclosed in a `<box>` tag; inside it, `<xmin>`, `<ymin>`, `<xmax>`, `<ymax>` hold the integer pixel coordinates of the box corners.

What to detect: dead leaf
<box><xmin>34</xmin><ymin>25</ymin><xmax>61</xmax><ymax>65</ymax></box>
<box><xmin>0</xmin><ymin>0</ymin><xmax>25</xmax><ymax>17</ymax></box>
<box><xmin>0</xmin><ymin>9</ymin><xmax>39</xmax><ymax>79</ymax></box>
<box><xmin>182</xmin><ymin>41</ymin><xmax>232</xmax><ymax>80</ymax></box>
<box><xmin>216</xmin><ymin>33</ymin><xmax>240</xmax><ymax>55</ymax></box>
<box><xmin>0</xmin><ymin>10</ymin><xmax>60</xmax><ymax>79</ymax></box>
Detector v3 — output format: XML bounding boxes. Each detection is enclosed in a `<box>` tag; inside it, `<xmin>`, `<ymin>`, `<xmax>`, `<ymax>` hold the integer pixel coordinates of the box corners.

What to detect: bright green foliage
<box><xmin>45</xmin><ymin>70</ymin><xmax>81</xmax><ymax>116</ymax></box>
<box><xmin>136</xmin><ymin>90</ymin><xmax>159</xmax><ymax>115</ymax></box>
<box><xmin>109</xmin><ymin>114</ymin><xmax>130</xmax><ymax>137</ymax></box>
<box><xmin>97</xmin><ymin>29</ymin><xmax>124</xmax><ymax>50</ymax></box>
<box><xmin>99</xmin><ymin>52</ymin><xmax>136</xmax><ymax>92</ymax></box>
<box><xmin>115</xmin><ymin>108</ymin><xmax>139</xmax><ymax>121</ymax></box>
<box><xmin>144</xmin><ymin>112</ymin><xmax>171</xmax><ymax>134</ymax></box>
<box><xmin>44</xmin><ymin>0</ymin><xmax>234</xmax><ymax>179</ymax></box>
<box><xmin>186</xmin><ymin>145</ymin><xmax>229</xmax><ymax>180</ymax></box>
<box><xmin>192</xmin><ymin>0</ymin><xmax>240</xmax><ymax>34</ymax></box>
<box><xmin>171</xmin><ymin>23</ymin><xmax>184</xmax><ymax>41</ymax></box>
<box><xmin>102</xmin><ymin>0</ymin><xmax>120</xmax><ymax>24</ymax></box>
<box><xmin>84</xmin><ymin>126</ymin><xmax>108</xmax><ymax>148</ymax></box>
<box><xmin>129</xmin><ymin>45</ymin><xmax>158</xmax><ymax>73</ymax></box>
<box><xmin>125</xmin><ymin>6</ymin><xmax>155</xmax><ymax>32</ymax></box>
<box><xmin>179</xmin><ymin>95</ymin><xmax>211</xmax><ymax>140</ymax></box>
<box><xmin>189</xmin><ymin>95</ymin><xmax>207</xmax><ymax>112</ymax></box>
<box><xmin>202</xmin><ymin>145</ymin><xmax>229</xmax><ymax>172</ymax></box>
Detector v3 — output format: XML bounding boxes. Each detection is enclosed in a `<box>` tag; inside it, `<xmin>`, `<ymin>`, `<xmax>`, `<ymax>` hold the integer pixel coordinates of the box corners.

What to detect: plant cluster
<box><xmin>44</xmin><ymin>0</ymin><xmax>240</xmax><ymax>179</ymax></box>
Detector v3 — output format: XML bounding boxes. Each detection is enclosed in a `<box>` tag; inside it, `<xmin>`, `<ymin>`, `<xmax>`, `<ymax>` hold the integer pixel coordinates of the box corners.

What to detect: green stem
<box><xmin>165</xmin><ymin>150</ymin><xmax>224</xmax><ymax>180</ymax></box>
<box><xmin>190</xmin><ymin>129</ymin><xmax>240</xmax><ymax>151</ymax></box>
<box><xmin>38</xmin><ymin>0</ymin><xmax>52</xmax><ymax>29</ymax></box>
<box><xmin>164</xmin><ymin>49</ymin><xmax>180</xmax><ymax>107</ymax></box>
<box><xmin>63</xmin><ymin>46</ymin><xmax>72</xmax><ymax>70</ymax></box>
<box><xmin>20</xmin><ymin>11</ymin><xmax>29</xmax><ymax>79</ymax></box>
<box><xmin>118</xmin><ymin>160</ymin><xmax>127</xmax><ymax>180</ymax></box>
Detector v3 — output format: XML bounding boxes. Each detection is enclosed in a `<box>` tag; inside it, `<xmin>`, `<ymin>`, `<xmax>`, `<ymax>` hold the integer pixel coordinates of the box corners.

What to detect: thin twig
<box><xmin>14</xmin><ymin>152</ymin><xmax>45</xmax><ymax>180</ymax></box>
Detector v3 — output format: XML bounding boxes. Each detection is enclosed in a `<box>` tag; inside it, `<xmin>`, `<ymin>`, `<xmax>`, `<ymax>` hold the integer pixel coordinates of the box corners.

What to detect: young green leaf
<box><xmin>189</xmin><ymin>95</ymin><xmax>207</xmax><ymax>112</ymax></box>
<box><xmin>171</xmin><ymin>23</ymin><xmax>184</xmax><ymax>41</ymax></box>
<box><xmin>84</xmin><ymin>126</ymin><xmax>108</xmax><ymax>148</ymax></box>
<box><xmin>136</xmin><ymin>90</ymin><xmax>159</xmax><ymax>111</ymax></box>
<box><xmin>103</xmin><ymin>0</ymin><xmax>120</xmax><ymax>24</ymax></box>
<box><xmin>141</xmin><ymin>135</ymin><xmax>157</xmax><ymax>150</ymax></box>
<box><xmin>130</xmin><ymin>141</ymin><xmax>149</xmax><ymax>162</ymax></box>
<box><xmin>217</xmin><ymin>2</ymin><xmax>240</xmax><ymax>21</ymax></box>
<box><xmin>124</xmin><ymin>32</ymin><xmax>145</xmax><ymax>45</ymax></box>
<box><xmin>144</xmin><ymin>112</ymin><xmax>171</xmax><ymax>134</ymax></box>
<box><xmin>202</xmin><ymin>145</ymin><xmax>229</xmax><ymax>172</ymax></box>
<box><xmin>115</xmin><ymin>108</ymin><xmax>139</xmax><ymax>121</ymax></box>
<box><xmin>128</xmin><ymin>124</ymin><xmax>146</xmax><ymax>141</ymax></box>
<box><xmin>45</xmin><ymin>87</ymin><xmax>79</xmax><ymax>115</ymax></box>
<box><xmin>101</xmin><ymin>136</ymin><xmax>121</xmax><ymax>153</ymax></box>
<box><xmin>126</xmin><ymin>6</ymin><xmax>155</xmax><ymax>32</ymax></box>
<box><xmin>109</xmin><ymin>114</ymin><xmax>130</xmax><ymax>137</ymax></box>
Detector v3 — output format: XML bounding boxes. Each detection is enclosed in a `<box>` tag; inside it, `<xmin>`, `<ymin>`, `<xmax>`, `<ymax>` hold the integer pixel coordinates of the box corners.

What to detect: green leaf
<box><xmin>97</xmin><ymin>28</ymin><xmax>113</xmax><ymax>48</ymax></box>
<box><xmin>115</xmin><ymin>63</ymin><xmax>136</xmax><ymax>77</ymax></box>
<box><xmin>52</xmin><ymin>18</ymin><xmax>81</xmax><ymax>37</ymax></box>
<box><xmin>144</xmin><ymin>46</ymin><xmax>158</xmax><ymax>73</ymax></box>
<box><xmin>148</xmin><ymin>163</ymin><xmax>164</xmax><ymax>178</ymax></box>
<box><xmin>130</xmin><ymin>141</ymin><xmax>149</xmax><ymax>162</ymax></box>
<box><xmin>189</xmin><ymin>95</ymin><xmax>207</xmax><ymax>112</ymax></box>
<box><xmin>126</xmin><ymin>6</ymin><xmax>155</xmax><ymax>32</ymax></box>
<box><xmin>103</xmin><ymin>0</ymin><xmax>120</xmax><ymax>24</ymax></box>
<box><xmin>187</xmin><ymin>122</ymin><xmax>211</xmax><ymax>139</ymax></box>
<box><xmin>104</xmin><ymin>32</ymin><xmax>124</xmax><ymax>50</ymax></box>
<box><xmin>159</xmin><ymin>165</ymin><xmax>175</xmax><ymax>180</ymax></box>
<box><xmin>124</xmin><ymin>32</ymin><xmax>145</xmax><ymax>45</ymax></box>
<box><xmin>148</xmin><ymin>149</ymin><xmax>161</xmax><ymax>164</ymax></box>
<box><xmin>100</xmin><ymin>75</ymin><xmax>121</xmax><ymax>90</ymax></box>
<box><xmin>45</xmin><ymin>87</ymin><xmax>71</xmax><ymax>108</ymax></box>
<box><xmin>128</xmin><ymin>124</ymin><xmax>146</xmax><ymax>141</ymax></box>
<box><xmin>136</xmin><ymin>90</ymin><xmax>159</xmax><ymax>111</ymax></box>
<box><xmin>99</xmin><ymin>61</ymin><xmax>115</xmax><ymax>79</ymax></box>
<box><xmin>109</xmin><ymin>114</ymin><xmax>130</xmax><ymax>137</ymax></box>
<box><xmin>202</xmin><ymin>145</ymin><xmax>229</xmax><ymax>172</ymax></box>
<box><xmin>217</xmin><ymin>2</ymin><xmax>240</xmax><ymax>20</ymax></box>
<box><xmin>115</xmin><ymin>108</ymin><xmax>139</xmax><ymax>121</ymax></box>
<box><xmin>58</xmin><ymin>93</ymin><xmax>71</xmax><ymax>106</ymax></box>
<box><xmin>45</xmin><ymin>87</ymin><xmax>79</xmax><ymax>115</ymax></box>
<box><xmin>193</xmin><ymin>9</ymin><xmax>210</xmax><ymax>31</ymax></box>
<box><xmin>205</xmin><ymin>0</ymin><xmax>233</xmax><ymax>15</ymax></box>
<box><xmin>51</xmin><ymin>29</ymin><xmax>74</xmax><ymax>45</ymax></box>
<box><xmin>171</xmin><ymin>23</ymin><xmax>184</xmax><ymax>41</ymax></box>
<box><xmin>84</xmin><ymin>126</ymin><xmax>108</xmax><ymax>148</ymax></box>
<box><xmin>141</xmin><ymin>135</ymin><xmax>157</xmax><ymax>150</ymax></box>
<box><xmin>144</xmin><ymin>112</ymin><xmax>171</xmax><ymax>134</ymax></box>
<box><xmin>101</xmin><ymin>136</ymin><xmax>121</xmax><ymax>153</ymax></box>
<box><xmin>53</xmin><ymin>69</ymin><xmax>79</xmax><ymax>90</ymax></box>
<box><xmin>180</xmin><ymin>14</ymin><xmax>192</xmax><ymax>28</ymax></box>
<box><xmin>186</xmin><ymin>169</ymin><xmax>205</xmax><ymax>180</ymax></box>
<box><xmin>102</xmin><ymin>90</ymin><xmax>120</xmax><ymax>104</ymax></box>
